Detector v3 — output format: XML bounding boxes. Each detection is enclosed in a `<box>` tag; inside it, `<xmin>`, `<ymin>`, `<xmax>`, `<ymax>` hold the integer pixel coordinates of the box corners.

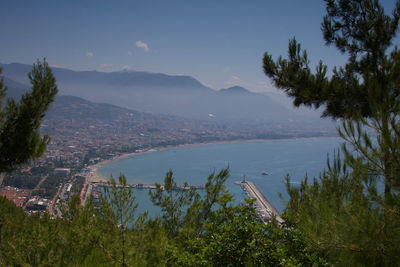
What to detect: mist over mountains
<box><xmin>1</xmin><ymin>63</ymin><xmax>335</xmax><ymax>132</ymax></box>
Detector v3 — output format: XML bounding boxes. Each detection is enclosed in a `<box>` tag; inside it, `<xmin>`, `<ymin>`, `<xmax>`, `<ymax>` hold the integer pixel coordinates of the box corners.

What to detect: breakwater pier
<box><xmin>97</xmin><ymin>182</ymin><xmax>204</xmax><ymax>190</ymax></box>
<box><xmin>235</xmin><ymin>180</ymin><xmax>283</xmax><ymax>224</ymax></box>
<box><xmin>81</xmin><ymin>181</ymin><xmax>203</xmax><ymax>205</ymax></box>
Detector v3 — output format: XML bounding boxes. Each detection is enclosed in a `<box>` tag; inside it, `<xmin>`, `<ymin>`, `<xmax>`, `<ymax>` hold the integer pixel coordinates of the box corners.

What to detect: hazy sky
<box><xmin>1</xmin><ymin>0</ymin><xmax>398</xmax><ymax>93</ymax></box>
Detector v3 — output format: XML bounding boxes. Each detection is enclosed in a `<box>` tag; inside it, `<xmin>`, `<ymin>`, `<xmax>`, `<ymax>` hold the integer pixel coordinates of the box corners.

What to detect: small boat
<box><xmin>261</xmin><ymin>171</ymin><xmax>269</xmax><ymax>175</ymax></box>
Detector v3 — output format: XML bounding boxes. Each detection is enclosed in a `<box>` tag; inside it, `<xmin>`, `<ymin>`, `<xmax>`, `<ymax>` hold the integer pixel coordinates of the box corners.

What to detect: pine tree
<box><xmin>101</xmin><ymin>174</ymin><xmax>137</xmax><ymax>266</ymax></box>
<box><xmin>149</xmin><ymin>170</ymin><xmax>197</xmax><ymax>238</ymax></box>
<box><xmin>0</xmin><ymin>59</ymin><xmax>58</xmax><ymax>172</ymax></box>
<box><xmin>264</xmin><ymin>0</ymin><xmax>400</xmax><ymax>119</ymax></box>
<box><xmin>263</xmin><ymin>0</ymin><xmax>400</xmax><ymax>265</ymax></box>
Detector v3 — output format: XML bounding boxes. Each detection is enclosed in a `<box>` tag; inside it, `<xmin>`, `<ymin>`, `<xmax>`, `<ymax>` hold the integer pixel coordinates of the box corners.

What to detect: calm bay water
<box><xmin>99</xmin><ymin>138</ymin><xmax>342</xmax><ymax>216</ymax></box>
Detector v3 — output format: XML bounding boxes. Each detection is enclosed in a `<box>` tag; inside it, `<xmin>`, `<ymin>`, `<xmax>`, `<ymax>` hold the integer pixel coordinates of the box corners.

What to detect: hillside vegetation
<box><xmin>0</xmin><ymin>170</ymin><xmax>324</xmax><ymax>266</ymax></box>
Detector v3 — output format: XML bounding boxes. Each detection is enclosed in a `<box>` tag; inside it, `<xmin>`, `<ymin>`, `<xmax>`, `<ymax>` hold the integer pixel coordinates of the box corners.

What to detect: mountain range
<box><xmin>0</xmin><ymin>63</ymin><xmax>335</xmax><ymax>131</ymax></box>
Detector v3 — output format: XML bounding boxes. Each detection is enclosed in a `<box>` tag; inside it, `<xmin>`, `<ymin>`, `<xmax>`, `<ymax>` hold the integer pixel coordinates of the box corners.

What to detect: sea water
<box><xmin>99</xmin><ymin>138</ymin><xmax>342</xmax><ymax>217</ymax></box>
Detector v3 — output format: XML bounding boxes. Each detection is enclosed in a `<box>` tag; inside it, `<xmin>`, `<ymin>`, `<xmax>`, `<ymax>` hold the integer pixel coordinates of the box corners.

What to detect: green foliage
<box><xmin>0</xmin><ymin>59</ymin><xmax>58</xmax><ymax>172</ymax></box>
<box><xmin>129</xmin><ymin>217</ymin><xmax>169</xmax><ymax>266</ymax></box>
<box><xmin>2</xmin><ymin>170</ymin><xmax>41</xmax><ymax>189</ymax></box>
<box><xmin>149</xmin><ymin>170</ymin><xmax>196</xmax><ymax>238</ymax></box>
<box><xmin>147</xmin><ymin>168</ymin><xmax>327</xmax><ymax>266</ymax></box>
<box><xmin>3</xmin><ymin>167</ymin><xmax>56</xmax><ymax>191</ymax></box>
<box><xmin>0</xmin><ymin>167</ymin><xmax>327</xmax><ymax>266</ymax></box>
<box><xmin>185</xmin><ymin>167</ymin><xmax>232</xmax><ymax>229</ymax></box>
<box><xmin>0</xmin><ymin>196</ymin><xmax>62</xmax><ymax>266</ymax></box>
<box><xmin>173</xmin><ymin>199</ymin><xmax>327</xmax><ymax>267</ymax></box>
<box><xmin>263</xmin><ymin>0</ymin><xmax>400</xmax><ymax>119</ymax></box>
<box><xmin>284</xmin><ymin>151</ymin><xmax>400</xmax><ymax>265</ymax></box>
<box><xmin>264</xmin><ymin>0</ymin><xmax>400</xmax><ymax>265</ymax></box>
<box><xmin>71</xmin><ymin>175</ymin><xmax>86</xmax><ymax>194</ymax></box>
<box><xmin>32</xmin><ymin>174</ymin><xmax>62</xmax><ymax>199</ymax></box>
<box><xmin>100</xmin><ymin>174</ymin><xmax>138</xmax><ymax>266</ymax></box>
<box><xmin>149</xmin><ymin>167</ymin><xmax>232</xmax><ymax>240</ymax></box>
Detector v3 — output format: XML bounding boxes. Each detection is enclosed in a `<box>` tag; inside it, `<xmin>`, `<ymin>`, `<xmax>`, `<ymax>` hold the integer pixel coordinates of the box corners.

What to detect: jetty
<box><xmin>94</xmin><ymin>181</ymin><xmax>203</xmax><ymax>190</ymax></box>
<box><xmin>235</xmin><ymin>180</ymin><xmax>283</xmax><ymax>224</ymax></box>
<box><xmin>81</xmin><ymin>181</ymin><xmax>204</xmax><ymax>205</ymax></box>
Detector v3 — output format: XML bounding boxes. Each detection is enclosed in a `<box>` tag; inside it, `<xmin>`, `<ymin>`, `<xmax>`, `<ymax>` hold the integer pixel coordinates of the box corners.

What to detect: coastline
<box><xmin>87</xmin><ymin>135</ymin><xmax>340</xmax><ymax>183</ymax></box>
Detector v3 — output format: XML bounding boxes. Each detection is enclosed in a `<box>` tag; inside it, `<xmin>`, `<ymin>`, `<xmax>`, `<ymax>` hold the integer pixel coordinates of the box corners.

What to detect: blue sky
<box><xmin>1</xmin><ymin>0</ymin><xmax>398</xmax><ymax>92</ymax></box>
